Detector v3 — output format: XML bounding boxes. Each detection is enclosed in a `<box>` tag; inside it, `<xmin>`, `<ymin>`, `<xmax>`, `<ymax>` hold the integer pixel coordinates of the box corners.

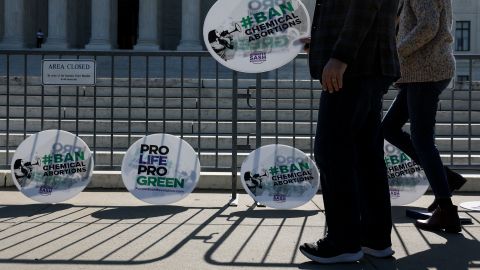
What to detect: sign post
<box><xmin>204</xmin><ymin>0</ymin><xmax>312</xmax><ymax>206</ymax></box>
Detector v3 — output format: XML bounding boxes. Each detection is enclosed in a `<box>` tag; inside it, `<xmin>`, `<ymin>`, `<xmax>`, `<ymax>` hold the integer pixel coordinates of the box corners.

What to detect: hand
<box><xmin>322</xmin><ymin>58</ymin><xmax>348</xmax><ymax>93</ymax></box>
<box><xmin>299</xmin><ymin>37</ymin><xmax>311</xmax><ymax>53</ymax></box>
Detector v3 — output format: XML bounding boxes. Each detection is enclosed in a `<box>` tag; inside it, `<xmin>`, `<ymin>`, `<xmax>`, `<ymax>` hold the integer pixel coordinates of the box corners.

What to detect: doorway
<box><xmin>117</xmin><ymin>0</ymin><xmax>139</xmax><ymax>49</ymax></box>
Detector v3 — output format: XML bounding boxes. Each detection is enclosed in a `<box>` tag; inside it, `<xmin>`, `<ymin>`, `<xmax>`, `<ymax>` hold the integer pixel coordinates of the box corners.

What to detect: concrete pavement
<box><xmin>0</xmin><ymin>190</ymin><xmax>479</xmax><ymax>270</ymax></box>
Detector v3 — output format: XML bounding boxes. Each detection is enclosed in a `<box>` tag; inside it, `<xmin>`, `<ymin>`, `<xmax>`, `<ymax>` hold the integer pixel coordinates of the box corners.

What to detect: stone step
<box><xmin>1</xmin><ymin>84</ymin><xmax>478</xmax><ymax>100</ymax></box>
<box><xmin>383</xmin><ymin>99</ymin><xmax>480</xmax><ymax>111</ymax></box>
<box><xmin>1</xmin><ymin>119</ymin><xmax>480</xmax><ymax>136</ymax></box>
<box><xmin>1</xmin><ymin>151</ymin><xmax>479</xmax><ymax>170</ymax></box>
<box><xmin>2</xmin><ymin>106</ymin><xmax>479</xmax><ymax>122</ymax></box>
<box><xmin>0</xmin><ymin>85</ymin><xmax>324</xmax><ymax>99</ymax></box>
<box><xmin>1</xmin><ymin>170</ymin><xmax>479</xmax><ymax>191</ymax></box>
<box><xmin>1</xmin><ymin>73</ymin><xmax>478</xmax><ymax>87</ymax></box>
<box><xmin>1</xmin><ymin>133</ymin><xmax>479</xmax><ymax>153</ymax></box>
<box><xmin>2</xmin><ymin>94</ymin><xmax>479</xmax><ymax>111</ymax></box>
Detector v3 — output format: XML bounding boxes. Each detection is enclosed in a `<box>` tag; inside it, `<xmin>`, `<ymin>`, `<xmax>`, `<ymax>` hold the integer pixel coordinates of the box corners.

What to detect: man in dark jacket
<box><xmin>299</xmin><ymin>0</ymin><xmax>401</xmax><ymax>264</ymax></box>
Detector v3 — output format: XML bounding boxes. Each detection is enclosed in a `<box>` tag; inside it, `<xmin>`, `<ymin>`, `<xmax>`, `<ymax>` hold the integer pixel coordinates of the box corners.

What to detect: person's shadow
<box><xmin>368</xmin><ymin>232</ymin><xmax>480</xmax><ymax>270</ymax></box>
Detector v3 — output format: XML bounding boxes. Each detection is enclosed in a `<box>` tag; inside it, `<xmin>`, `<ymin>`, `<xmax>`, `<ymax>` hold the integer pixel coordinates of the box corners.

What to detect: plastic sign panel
<box><xmin>203</xmin><ymin>0</ymin><xmax>310</xmax><ymax>73</ymax></box>
<box><xmin>11</xmin><ymin>130</ymin><xmax>94</xmax><ymax>203</ymax></box>
<box><xmin>241</xmin><ymin>144</ymin><xmax>320</xmax><ymax>209</ymax></box>
<box><xmin>42</xmin><ymin>59</ymin><xmax>96</xmax><ymax>86</ymax></box>
<box><xmin>384</xmin><ymin>140</ymin><xmax>429</xmax><ymax>206</ymax></box>
<box><xmin>122</xmin><ymin>134</ymin><xmax>201</xmax><ymax>205</ymax></box>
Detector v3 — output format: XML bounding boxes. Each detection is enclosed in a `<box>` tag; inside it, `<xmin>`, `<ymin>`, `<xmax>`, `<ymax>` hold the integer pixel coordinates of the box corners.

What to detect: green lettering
<box><xmin>176</xmin><ymin>179</ymin><xmax>185</xmax><ymax>188</ymax></box>
<box><xmin>384</xmin><ymin>157</ymin><xmax>391</xmax><ymax>166</ymax></box>
<box><xmin>54</xmin><ymin>154</ymin><xmax>63</xmax><ymax>163</ymax></box>
<box><xmin>166</xmin><ymin>178</ymin><xmax>174</xmax><ymax>188</ymax></box>
<box><xmin>75</xmin><ymin>151</ymin><xmax>85</xmax><ymax>161</ymax></box>
<box><xmin>268</xmin><ymin>7</ymin><xmax>281</xmax><ymax>19</ymax></box>
<box><xmin>290</xmin><ymin>164</ymin><xmax>300</xmax><ymax>172</ymax></box>
<box><xmin>279</xmin><ymin>2</ymin><xmax>294</xmax><ymax>14</ymax></box>
<box><xmin>148</xmin><ymin>176</ymin><xmax>157</xmax><ymax>186</ymax></box>
<box><xmin>137</xmin><ymin>176</ymin><xmax>147</xmax><ymax>185</ymax></box>
<box><xmin>254</xmin><ymin>12</ymin><xmax>268</xmax><ymax>24</ymax></box>
<box><xmin>280</xmin><ymin>166</ymin><xmax>289</xmax><ymax>173</ymax></box>
<box><xmin>64</xmin><ymin>153</ymin><xmax>74</xmax><ymax>162</ymax></box>
<box><xmin>400</xmin><ymin>153</ymin><xmax>410</xmax><ymax>162</ymax></box>
<box><xmin>299</xmin><ymin>162</ymin><xmax>310</xmax><ymax>171</ymax></box>
<box><xmin>158</xmin><ymin>178</ymin><xmax>166</xmax><ymax>187</ymax></box>
<box><xmin>390</xmin><ymin>155</ymin><xmax>400</xmax><ymax>165</ymax></box>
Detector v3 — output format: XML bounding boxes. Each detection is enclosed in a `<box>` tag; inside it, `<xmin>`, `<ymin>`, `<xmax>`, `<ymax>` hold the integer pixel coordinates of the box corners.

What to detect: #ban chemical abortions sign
<box><xmin>203</xmin><ymin>0</ymin><xmax>310</xmax><ymax>73</ymax></box>
<box><xmin>122</xmin><ymin>134</ymin><xmax>201</xmax><ymax>205</ymax></box>
<box><xmin>11</xmin><ymin>130</ymin><xmax>94</xmax><ymax>203</ymax></box>
<box><xmin>241</xmin><ymin>144</ymin><xmax>320</xmax><ymax>209</ymax></box>
<box><xmin>384</xmin><ymin>140</ymin><xmax>429</xmax><ymax>206</ymax></box>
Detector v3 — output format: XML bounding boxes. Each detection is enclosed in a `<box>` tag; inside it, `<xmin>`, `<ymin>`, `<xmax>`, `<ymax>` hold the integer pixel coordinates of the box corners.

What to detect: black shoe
<box><xmin>427</xmin><ymin>167</ymin><xmax>467</xmax><ymax>212</ymax></box>
<box><xmin>416</xmin><ymin>205</ymin><xmax>462</xmax><ymax>233</ymax></box>
<box><xmin>299</xmin><ymin>238</ymin><xmax>363</xmax><ymax>264</ymax></box>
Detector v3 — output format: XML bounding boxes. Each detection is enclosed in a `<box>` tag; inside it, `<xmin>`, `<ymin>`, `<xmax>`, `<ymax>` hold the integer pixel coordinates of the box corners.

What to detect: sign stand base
<box><xmin>460</xmin><ymin>201</ymin><xmax>480</xmax><ymax>212</ymax></box>
<box><xmin>229</xmin><ymin>197</ymin><xmax>239</xmax><ymax>207</ymax></box>
<box><xmin>255</xmin><ymin>201</ymin><xmax>266</xmax><ymax>208</ymax></box>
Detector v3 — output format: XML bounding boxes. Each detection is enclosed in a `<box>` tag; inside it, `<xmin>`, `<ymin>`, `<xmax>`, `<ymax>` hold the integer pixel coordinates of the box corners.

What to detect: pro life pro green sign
<box><xmin>122</xmin><ymin>134</ymin><xmax>200</xmax><ymax>205</ymax></box>
<box><xmin>203</xmin><ymin>0</ymin><xmax>310</xmax><ymax>73</ymax></box>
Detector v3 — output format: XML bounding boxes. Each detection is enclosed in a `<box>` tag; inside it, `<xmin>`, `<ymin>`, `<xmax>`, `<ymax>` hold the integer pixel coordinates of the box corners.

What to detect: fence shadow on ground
<box><xmin>0</xmin><ymin>202</ymin><xmax>324</xmax><ymax>267</ymax></box>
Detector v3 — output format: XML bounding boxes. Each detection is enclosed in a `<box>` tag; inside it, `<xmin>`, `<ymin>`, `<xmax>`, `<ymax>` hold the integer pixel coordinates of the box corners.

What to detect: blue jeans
<box><xmin>314</xmin><ymin>76</ymin><xmax>394</xmax><ymax>251</ymax></box>
<box><xmin>382</xmin><ymin>79</ymin><xmax>452</xmax><ymax>199</ymax></box>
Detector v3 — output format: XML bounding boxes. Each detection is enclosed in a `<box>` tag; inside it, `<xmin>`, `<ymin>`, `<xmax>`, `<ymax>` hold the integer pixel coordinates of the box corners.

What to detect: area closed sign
<box><xmin>42</xmin><ymin>60</ymin><xmax>96</xmax><ymax>86</ymax></box>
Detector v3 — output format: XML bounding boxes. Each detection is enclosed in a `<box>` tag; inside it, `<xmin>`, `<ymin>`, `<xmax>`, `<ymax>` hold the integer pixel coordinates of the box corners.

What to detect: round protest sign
<box><xmin>240</xmin><ymin>144</ymin><xmax>320</xmax><ymax>209</ymax></box>
<box><xmin>122</xmin><ymin>134</ymin><xmax>201</xmax><ymax>205</ymax></box>
<box><xmin>460</xmin><ymin>201</ymin><xmax>480</xmax><ymax>212</ymax></box>
<box><xmin>11</xmin><ymin>130</ymin><xmax>94</xmax><ymax>203</ymax></box>
<box><xmin>203</xmin><ymin>0</ymin><xmax>310</xmax><ymax>73</ymax></box>
<box><xmin>384</xmin><ymin>140</ymin><xmax>429</xmax><ymax>206</ymax></box>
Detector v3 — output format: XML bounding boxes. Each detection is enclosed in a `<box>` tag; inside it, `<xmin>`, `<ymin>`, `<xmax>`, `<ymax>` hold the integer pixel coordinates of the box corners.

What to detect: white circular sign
<box><xmin>241</xmin><ymin>144</ymin><xmax>320</xmax><ymax>209</ymax></box>
<box><xmin>384</xmin><ymin>140</ymin><xmax>429</xmax><ymax>206</ymax></box>
<box><xmin>203</xmin><ymin>0</ymin><xmax>311</xmax><ymax>73</ymax></box>
<box><xmin>11</xmin><ymin>130</ymin><xmax>94</xmax><ymax>203</ymax></box>
<box><xmin>460</xmin><ymin>201</ymin><xmax>480</xmax><ymax>212</ymax></box>
<box><xmin>122</xmin><ymin>134</ymin><xmax>201</xmax><ymax>205</ymax></box>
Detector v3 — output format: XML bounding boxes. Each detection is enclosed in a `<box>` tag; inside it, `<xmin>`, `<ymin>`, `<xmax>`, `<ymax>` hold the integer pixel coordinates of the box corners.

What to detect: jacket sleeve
<box><xmin>331</xmin><ymin>0</ymin><xmax>383</xmax><ymax>64</ymax></box>
<box><xmin>397</xmin><ymin>0</ymin><xmax>441</xmax><ymax>58</ymax></box>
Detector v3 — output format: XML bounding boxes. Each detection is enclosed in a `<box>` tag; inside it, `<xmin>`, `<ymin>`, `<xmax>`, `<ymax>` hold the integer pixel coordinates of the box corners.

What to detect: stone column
<box><xmin>86</xmin><ymin>0</ymin><xmax>113</xmax><ymax>50</ymax></box>
<box><xmin>0</xmin><ymin>0</ymin><xmax>25</xmax><ymax>49</ymax></box>
<box><xmin>134</xmin><ymin>0</ymin><xmax>159</xmax><ymax>50</ymax></box>
<box><xmin>176</xmin><ymin>0</ymin><xmax>202</xmax><ymax>51</ymax></box>
<box><xmin>43</xmin><ymin>0</ymin><xmax>68</xmax><ymax>49</ymax></box>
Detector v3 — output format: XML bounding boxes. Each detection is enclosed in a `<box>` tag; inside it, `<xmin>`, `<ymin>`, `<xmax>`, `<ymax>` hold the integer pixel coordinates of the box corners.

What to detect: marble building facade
<box><xmin>0</xmin><ymin>0</ymin><xmax>316</xmax><ymax>51</ymax></box>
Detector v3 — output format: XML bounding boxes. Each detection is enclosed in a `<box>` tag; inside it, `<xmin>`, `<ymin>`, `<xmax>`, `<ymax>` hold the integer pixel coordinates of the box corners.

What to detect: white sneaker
<box><xmin>362</xmin><ymin>246</ymin><xmax>395</xmax><ymax>258</ymax></box>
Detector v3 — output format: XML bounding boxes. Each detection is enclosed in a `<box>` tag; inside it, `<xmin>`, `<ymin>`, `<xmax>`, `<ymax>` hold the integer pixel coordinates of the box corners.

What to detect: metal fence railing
<box><xmin>0</xmin><ymin>50</ymin><xmax>479</xmax><ymax>181</ymax></box>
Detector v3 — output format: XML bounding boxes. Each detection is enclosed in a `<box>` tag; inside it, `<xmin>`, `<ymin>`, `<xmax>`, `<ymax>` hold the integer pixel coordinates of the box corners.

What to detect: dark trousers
<box><xmin>382</xmin><ymin>79</ymin><xmax>451</xmax><ymax>199</ymax></box>
<box><xmin>314</xmin><ymin>77</ymin><xmax>393</xmax><ymax>251</ymax></box>
<box><xmin>36</xmin><ymin>38</ymin><xmax>43</xmax><ymax>48</ymax></box>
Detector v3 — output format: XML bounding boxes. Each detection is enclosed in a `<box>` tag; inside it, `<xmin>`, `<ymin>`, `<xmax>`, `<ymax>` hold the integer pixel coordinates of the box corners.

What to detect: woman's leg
<box><xmin>382</xmin><ymin>86</ymin><xmax>420</xmax><ymax>161</ymax></box>
<box><xmin>405</xmin><ymin>80</ymin><xmax>451</xmax><ymax>200</ymax></box>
